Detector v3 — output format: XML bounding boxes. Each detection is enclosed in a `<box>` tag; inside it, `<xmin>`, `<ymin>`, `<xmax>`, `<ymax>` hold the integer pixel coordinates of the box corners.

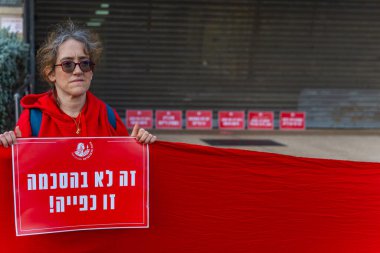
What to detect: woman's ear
<box><xmin>46</xmin><ymin>67</ymin><xmax>56</xmax><ymax>83</ymax></box>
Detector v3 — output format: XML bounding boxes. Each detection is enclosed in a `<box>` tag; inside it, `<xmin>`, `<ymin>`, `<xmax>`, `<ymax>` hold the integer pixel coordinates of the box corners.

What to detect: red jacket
<box><xmin>17</xmin><ymin>91</ymin><xmax>129</xmax><ymax>137</ymax></box>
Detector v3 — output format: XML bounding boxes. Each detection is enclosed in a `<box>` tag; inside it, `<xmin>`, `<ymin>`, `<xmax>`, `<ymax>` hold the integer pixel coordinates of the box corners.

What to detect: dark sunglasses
<box><xmin>54</xmin><ymin>60</ymin><xmax>95</xmax><ymax>73</ymax></box>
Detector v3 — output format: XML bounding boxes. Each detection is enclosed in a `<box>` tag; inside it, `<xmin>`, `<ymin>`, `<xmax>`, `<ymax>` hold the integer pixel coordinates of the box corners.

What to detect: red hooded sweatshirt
<box><xmin>16</xmin><ymin>91</ymin><xmax>129</xmax><ymax>137</ymax></box>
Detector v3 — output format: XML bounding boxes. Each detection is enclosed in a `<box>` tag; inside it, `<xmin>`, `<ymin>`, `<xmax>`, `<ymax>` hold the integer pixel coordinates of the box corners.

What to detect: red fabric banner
<box><xmin>2</xmin><ymin>141</ymin><xmax>380</xmax><ymax>252</ymax></box>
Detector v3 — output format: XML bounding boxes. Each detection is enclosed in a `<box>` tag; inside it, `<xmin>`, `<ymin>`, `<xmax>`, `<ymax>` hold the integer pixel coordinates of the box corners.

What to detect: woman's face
<box><xmin>48</xmin><ymin>39</ymin><xmax>93</xmax><ymax>98</ymax></box>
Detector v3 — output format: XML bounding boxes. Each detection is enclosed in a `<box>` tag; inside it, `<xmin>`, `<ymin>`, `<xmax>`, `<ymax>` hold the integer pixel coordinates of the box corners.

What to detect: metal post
<box><xmin>24</xmin><ymin>0</ymin><xmax>35</xmax><ymax>93</ymax></box>
<box><xmin>14</xmin><ymin>93</ymin><xmax>20</xmax><ymax>121</ymax></box>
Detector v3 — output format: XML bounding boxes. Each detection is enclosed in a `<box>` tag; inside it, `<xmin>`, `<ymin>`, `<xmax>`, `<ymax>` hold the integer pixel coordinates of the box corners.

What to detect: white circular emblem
<box><xmin>72</xmin><ymin>142</ymin><xmax>93</xmax><ymax>160</ymax></box>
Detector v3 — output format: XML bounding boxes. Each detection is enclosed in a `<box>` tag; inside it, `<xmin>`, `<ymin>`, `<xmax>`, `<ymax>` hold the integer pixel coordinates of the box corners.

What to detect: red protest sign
<box><xmin>126</xmin><ymin>110</ymin><xmax>153</xmax><ymax>129</ymax></box>
<box><xmin>248</xmin><ymin>111</ymin><xmax>274</xmax><ymax>130</ymax></box>
<box><xmin>155</xmin><ymin>110</ymin><xmax>182</xmax><ymax>129</ymax></box>
<box><xmin>218</xmin><ymin>111</ymin><xmax>245</xmax><ymax>130</ymax></box>
<box><xmin>12</xmin><ymin>137</ymin><xmax>149</xmax><ymax>236</ymax></box>
<box><xmin>280</xmin><ymin>111</ymin><xmax>306</xmax><ymax>130</ymax></box>
<box><xmin>186</xmin><ymin>110</ymin><xmax>213</xmax><ymax>129</ymax></box>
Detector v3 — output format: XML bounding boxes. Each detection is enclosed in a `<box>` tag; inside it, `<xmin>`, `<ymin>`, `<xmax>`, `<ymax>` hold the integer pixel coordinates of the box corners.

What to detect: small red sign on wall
<box><xmin>155</xmin><ymin>110</ymin><xmax>183</xmax><ymax>129</ymax></box>
<box><xmin>186</xmin><ymin>110</ymin><xmax>213</xmax><ymax>129</ymax></box>
<box><xmin>126</xmin><ymin>110</ymin><xmax>153</xmax><ymax>129</ymax></box>
<box><xmin>280</xmin><ymin>111</ymin><xmax>306</xmax><ymax>130</ymax></box>
<box><xmin>248</xmin><ymin>111</ymin><xmax>274</xmax><ymax>130</ymax></box>
<box><xmin>218</xmin><ymin>111</ymin><xmax>245</xmax><ymax>130</ymax></box>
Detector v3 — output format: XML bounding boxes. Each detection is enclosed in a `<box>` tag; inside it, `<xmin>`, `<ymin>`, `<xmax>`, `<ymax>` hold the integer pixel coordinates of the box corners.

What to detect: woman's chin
<box><xmin>69</xmin><ymin>86</ymin><xmax>89</xmax><ymax>97</ymax></box>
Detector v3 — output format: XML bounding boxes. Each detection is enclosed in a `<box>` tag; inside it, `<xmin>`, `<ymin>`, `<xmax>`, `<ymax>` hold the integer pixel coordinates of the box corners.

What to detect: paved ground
<box><xmin>151</xmin><ymin>129</ymin><xmax>380</xmax><ymax>162</ymax></box>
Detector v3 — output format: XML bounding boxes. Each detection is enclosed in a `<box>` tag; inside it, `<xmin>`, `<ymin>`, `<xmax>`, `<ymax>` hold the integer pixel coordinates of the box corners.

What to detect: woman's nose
<box><xmin>72</xmin><ymin>63</ymin><xmax>83</xmax><ymax>74</ymax></box>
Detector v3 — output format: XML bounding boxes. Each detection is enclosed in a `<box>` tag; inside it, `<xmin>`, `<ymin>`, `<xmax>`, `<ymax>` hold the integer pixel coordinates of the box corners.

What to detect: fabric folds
<box><xmin>1</xmin><ymin>141</ymin><xmax>380</xmax><ymax>253</ymax></box>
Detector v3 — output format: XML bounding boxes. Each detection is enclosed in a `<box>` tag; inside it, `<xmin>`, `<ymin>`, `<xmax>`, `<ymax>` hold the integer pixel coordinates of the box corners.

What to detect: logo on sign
<box><xmin>72</xmin><ymin>142</ymin><xmax>94</xmax><ymax>160</ymax></box>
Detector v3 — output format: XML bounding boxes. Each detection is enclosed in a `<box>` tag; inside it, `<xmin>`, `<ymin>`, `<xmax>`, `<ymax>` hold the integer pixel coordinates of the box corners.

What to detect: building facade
<box><xmin>24</xmin><ymin>0</ymin><xmax>380</xmax><ymax>128</ymax></box>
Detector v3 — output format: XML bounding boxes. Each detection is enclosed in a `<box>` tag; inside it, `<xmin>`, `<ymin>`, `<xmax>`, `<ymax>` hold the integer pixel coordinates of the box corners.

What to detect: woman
<box><xmin>0</xmin><ymin>20</ymin><xmax>156</xmax><ymax>147</ymax></box>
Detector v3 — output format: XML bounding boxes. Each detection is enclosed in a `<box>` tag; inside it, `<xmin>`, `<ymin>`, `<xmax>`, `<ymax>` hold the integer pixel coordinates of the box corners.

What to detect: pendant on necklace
<box><xmin>72</xmin><ymin>112</ymin><xmax>82</xmax><ymax>135</ymax></box>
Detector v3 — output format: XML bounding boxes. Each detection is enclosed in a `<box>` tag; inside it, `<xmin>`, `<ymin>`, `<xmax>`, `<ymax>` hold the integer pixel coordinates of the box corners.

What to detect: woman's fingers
<box><xmin>149</xmin><ymin>135</ymin><xmax>157</xmax><ymax>144</ymax></box>
<box><xmin>131</xmin><ymin>124</ymin><xmax>139</xmax><ymax>137</ymax></box>
<box><xmin>0</xmin><ymin>128</ymin><xmax>21</xmax><ymax>148</ymax></box>
<box><xmin>15</xmin><ymin>126</ymin><xmax>22</xmax><ymax>137</ymax></box>
<box><xmin>140</xmin><ymin>132</ymin><xmax>157</xmax><ymax>144</ymax></box>
<box><xmin>0</xmin><ymin>132</ymin><xmax>14</xmax><ymax>148</ymax></box>
<box><xmin>0</xmin><ymin>133</ymin><xmax>8</xmax><ymax>147</ymax></box>
<box><xmin>144</xmin><ymin>134</ymin><xmax>153</xmax><ymax>143</ymax></box>
<box><xmin>145</xmin><ymin>134</ymin><xmax>157</xmax><ymax>144</ymax></box>
<box><xmin>4</xmin><ymin>132</ymin><xmax>14</xmax><ymax>146</ymax></box>
<box><xmin>131</xmin><ymin>124</ymin><xmax>157</xmax><ymax>144</ymax></box>
<box><xmin>9</xmin><ymin>131</ymin><xmax>17</xmax><ymax>144</ymax></box>
<box><xmin>137</xmin><ymin>128</ymin><xmax>147</xmax><ymax>141</ymax></box>
<box><xmin>133</xmin><ymin>127</ymin><xmax>157</xmax><ymax>144</ymax></box>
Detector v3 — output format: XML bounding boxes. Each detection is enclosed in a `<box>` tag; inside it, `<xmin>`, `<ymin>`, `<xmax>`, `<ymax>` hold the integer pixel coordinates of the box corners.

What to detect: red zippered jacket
<box><xmin>16</xmin><ymin>91</ymin><xmax>129</xmax><ymax>137</ymax></box>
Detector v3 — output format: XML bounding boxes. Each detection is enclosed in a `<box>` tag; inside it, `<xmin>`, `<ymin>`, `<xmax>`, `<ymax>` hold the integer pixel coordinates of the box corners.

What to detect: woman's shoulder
<box><xmin>20</xmin><ymin>91</ymin><xmax>53</xmax><ymax>109</ymax></box>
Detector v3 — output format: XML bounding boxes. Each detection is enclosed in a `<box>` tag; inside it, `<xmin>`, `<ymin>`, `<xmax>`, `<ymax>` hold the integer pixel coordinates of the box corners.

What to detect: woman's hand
<box><xmin>0</xmin><ymin>126</ymin><xmax>22</xmax><ymax>148</ymax></box>
<box><xmin>131</xmin><ymin>124</ymin><xmax>157</xmax><ymax>144</ymax></box>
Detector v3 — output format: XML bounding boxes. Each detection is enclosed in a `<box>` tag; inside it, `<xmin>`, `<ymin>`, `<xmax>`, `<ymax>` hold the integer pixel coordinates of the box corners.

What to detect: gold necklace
<box><xmin>72</xmin><ymin>112</ymin><xmax>82</xmax><ymax>135</ymax></box>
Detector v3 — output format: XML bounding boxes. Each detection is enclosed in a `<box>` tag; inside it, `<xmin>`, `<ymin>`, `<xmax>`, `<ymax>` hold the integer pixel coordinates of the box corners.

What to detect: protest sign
<box><xmin>126</xmin><ymin>110</ymin><xmax>153</xmax><ymax>129</ymax></box>
<box><xmin>12</xmin><ymin>137</ymin><xmax>149</xmax><ymax>236</ymax></box>
<box><xmin>280</xmin><ymin>112</ymin><xmax>306</xmax><ymax>130</ymax></box>
<box><xmin>186</xmin><ymin>110</ymin><xmax>213</xmax><ymax>129</ymax></box>
<box><xmin>248</xmin><ymin>111</ymin><xmax>274</xmax><ymax>130</ymax></box>
<box><xmin>218</xmin><ymin>111</ymin><xmax>245</xmax><ymax>130</ymax></box>
<box><xmin>155</xmin><ymin>110</ymin><xmax>182</xmax><ymax>129</ymax></box>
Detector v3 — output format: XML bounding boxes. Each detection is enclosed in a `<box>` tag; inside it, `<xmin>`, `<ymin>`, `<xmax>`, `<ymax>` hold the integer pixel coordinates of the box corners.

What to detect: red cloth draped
<box><xmin>2</xmin><ymin>141</ymin><xmax>380</xmax><ymax>253</ymax></box>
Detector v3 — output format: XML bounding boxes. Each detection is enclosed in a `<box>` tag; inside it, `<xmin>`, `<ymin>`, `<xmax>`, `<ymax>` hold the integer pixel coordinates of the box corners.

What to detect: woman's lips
<box><xmin>70</xmin><ymin>79</ymin><xmax>84</xmax><ymax>83</ymax></box>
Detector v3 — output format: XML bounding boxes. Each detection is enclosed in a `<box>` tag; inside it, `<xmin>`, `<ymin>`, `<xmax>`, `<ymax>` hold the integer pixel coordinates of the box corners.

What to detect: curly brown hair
<box><xmin>36</xmin><ymin>19</ymin><xmax>103</xmax><ymax>85</ymax></box>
